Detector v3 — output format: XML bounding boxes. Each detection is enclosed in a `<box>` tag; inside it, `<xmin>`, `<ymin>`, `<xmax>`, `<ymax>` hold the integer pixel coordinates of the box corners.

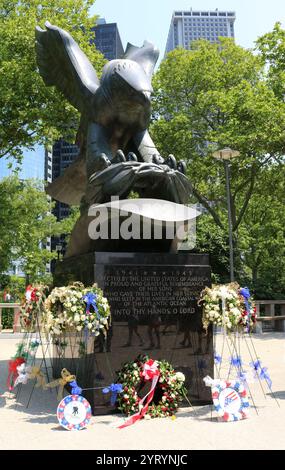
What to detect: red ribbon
<box><xmin>7</xmin><ymin>357</ymin><xmax>26</xmax><ymax>391</ymax></box>
<box><xmin>119</xmin><ymin>359</ymin><xmax>160</xmax><ymax>429</ymax></box>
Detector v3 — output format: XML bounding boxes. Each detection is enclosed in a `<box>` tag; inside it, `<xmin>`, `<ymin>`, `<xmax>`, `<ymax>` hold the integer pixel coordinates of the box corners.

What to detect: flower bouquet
<box><xmin>199</xmin><ymin>283</ymin><xmax>256</xmax><ymax>332</ymax></box>
<box><xmin>21</xmin><ymin>284</ymin><xmax>49</xmax><ymax>330</ymax></box>
<box><xmin>43</xmin><ymin>282</ymin><xmax>111</xmax><ymax>336</ymax></box>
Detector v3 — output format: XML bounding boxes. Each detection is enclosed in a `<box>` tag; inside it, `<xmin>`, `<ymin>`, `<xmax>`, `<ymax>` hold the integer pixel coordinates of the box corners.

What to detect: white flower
<box><xmin>144</xmin><ymin>414</ymin><xmax>151</xmax><ymax>420</ymax></box>
<box><xmin>81</xmin><ymin>314</ymin><xmax>86</xmax><ymax>321</ymax></box>
<box><xmin>76</xmin><ymin>325</ymin><xmax>83</xmax><ymax>331</ymax></box>
<box><xmin>74</xmin><ymin>314</ymin><xmax>80</xmax><ymax>322</ymax></box>
<box><xmin>71</xmin><ymin>306</ymin><xmax>77</xmax><ymax>312</ymax></box>
<box><xmin>174</xmin><ymin>372</ymin><xmax>185</xmax><ymax>382</ymax></box>
<box><xmin>94</xmin><ymin>331</ymin><xmax>100</xmax><ymax>336</ymax></box>
<box><xmin>87</xmin><ymin>323</ymin><xmax>92</xmax><ymax>330</ymax></box>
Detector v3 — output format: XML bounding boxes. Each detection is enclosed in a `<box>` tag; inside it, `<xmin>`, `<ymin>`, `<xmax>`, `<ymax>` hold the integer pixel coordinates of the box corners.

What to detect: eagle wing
<box><xmin>124</xmin><ymin>40</ymin><xmax>159</xmax><ymax>79</ymax></box>
<box><xmin>35</xmin><ymin>21</ymin><xmax>100</xmax><ymax>113</ymax></box>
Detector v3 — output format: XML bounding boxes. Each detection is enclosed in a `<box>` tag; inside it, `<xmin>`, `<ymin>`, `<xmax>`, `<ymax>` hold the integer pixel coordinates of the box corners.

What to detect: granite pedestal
<box><xmin>53</xmin><ymin>252</ymin><xmax>213</xmax><ymax>414</ymax></box>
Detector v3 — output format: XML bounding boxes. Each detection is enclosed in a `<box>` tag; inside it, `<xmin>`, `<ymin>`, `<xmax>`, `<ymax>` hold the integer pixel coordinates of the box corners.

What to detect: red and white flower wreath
<box><xmin>116</xmin><ymin>355</ymin><xmax>187</xmax><ymax>427</ymax></box>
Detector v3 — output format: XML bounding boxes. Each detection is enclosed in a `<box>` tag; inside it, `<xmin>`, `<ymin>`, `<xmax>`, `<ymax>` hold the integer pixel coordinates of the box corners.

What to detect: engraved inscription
<box><xmin>96</xmin><ymin>265</ymin><xmax>210</xmax><ymax>318</ymax></box>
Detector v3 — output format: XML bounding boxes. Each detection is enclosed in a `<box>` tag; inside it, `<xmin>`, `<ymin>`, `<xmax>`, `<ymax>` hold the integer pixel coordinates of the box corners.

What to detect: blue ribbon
<box><xmin>259</xmin><ymin>367</ymin><xmax>272</xmax><ymax>389</ymax></box>
<box><xmin>250</xmin><ymin>359</ymin><xmax>262</xmax><ymax>372</ymax></box>
<box><xmin>83</xmin><ymin>292</ymin><xmax>99</xmax><ymax>317</ymax></box>
<box><xmin>214</xmin><ymin>353</ymin><xmax>222</xmax><ymax>365</ymax></box>
<box><xmin>69</xmin><ymin>380</ymin><xmax>83</xmax><ymax>395</ymax></box>
<box><xmin>230</xmin><ymin>355</ymin><xmax>242</xmax><ymax>368</ymax></box>
<box><xmin>83</xmin><ymin>292</ymin><xmax>101</xmax><ymax>339</ymax></box>
<box><xmin>240</xmin><ymin>287</ymin><xmax>251</xmax><ymax>331</ymax></box>
<box><xmin>102</xmin><ymin>383</ymin><xmax>123</xmax><ymax>406</ymax></box>
<box><xmin>237</xmin><ymin>371</ymin><xmax>248</xmax><ymax>384</ymax></box>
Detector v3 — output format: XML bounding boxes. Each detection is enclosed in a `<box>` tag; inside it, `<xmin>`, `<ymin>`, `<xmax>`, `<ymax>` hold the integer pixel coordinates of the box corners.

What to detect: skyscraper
<box><xmin>165</xmin><ymin>9</ymin><xmax>236</xmax><ymax>55</ymax></box>
<box><xmin>0</xmin><ymin>146</ymin><xmax>45</xmax><ymax>180</ymax></box>
<box><xmin>91</xmin><ymin>18</ymin><xmax>124</xmax><ymax>61</ymax></box>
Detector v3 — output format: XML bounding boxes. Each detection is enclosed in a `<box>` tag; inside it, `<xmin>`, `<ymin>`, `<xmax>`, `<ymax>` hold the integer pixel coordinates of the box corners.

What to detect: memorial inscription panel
<box><xmin>90</xmin><ymin>253</ymin><xmax>214</xmax><ymax>413</ymax></box>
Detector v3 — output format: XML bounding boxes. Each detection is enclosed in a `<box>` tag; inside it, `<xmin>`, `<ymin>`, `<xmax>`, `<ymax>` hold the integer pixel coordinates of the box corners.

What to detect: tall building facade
<box><xmin>91</xmin><ymin>18</ymin><xmax>124</xmax><ymax>61</ymax></box>
<box><xmin>0</xmin><ymin>146</ymin><xmax>45</xmax><ymax>180</ymax></box>
<box><xmin>165</xmin><ymin>9</ymin><xmax>236</xmax><ymax>55</ymax></box>
<box><xmin>51</xmin><ymin>139</ymin><xmax>79</xmax><ymax>223</ymax></box>
<box><xmin>0</xmin><ymin>147</ymin><xmax>46</xmax><ymax>277</ymax></box>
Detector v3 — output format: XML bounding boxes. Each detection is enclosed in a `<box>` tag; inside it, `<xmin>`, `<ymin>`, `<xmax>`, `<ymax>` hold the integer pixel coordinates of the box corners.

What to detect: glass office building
<box><xmin>0</xmin><ymin>145</ymin><xmax>45</xmax><ymax>180</ymax></box>
<box><xmin>91</xmin><ymin>18</ymin><xmax>124</xmax><ymax>61</ymax></box>
<box><xmin>165</xmin><ymin>9</ymin><xmax>236</xmax><ymax>55</ymax></box>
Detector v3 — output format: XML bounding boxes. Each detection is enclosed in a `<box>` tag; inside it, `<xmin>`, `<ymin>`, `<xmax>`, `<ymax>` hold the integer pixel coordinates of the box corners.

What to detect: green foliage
<box><xmin>256</xmin><ymin>22</ymin><xmax>285</xmax><ymax>100</ymax></box>
<box><xmin>0</xmin><ymin>275</ymin><xmax>26</xmax><ymax>300</ymax></box>
<box><xmin>0</xmin><ymin>175</ymin><xmax>64</xmax><ymax>281</ymax></box>
<box><xmin>152</xmin><ymin>38</ymin><xmax>285</xmax><ymax>298</ymax></box>
<box><xmin>0</xmin><ymin>0</ymin><xmax>105</xmax><ymax>162</ymax></box>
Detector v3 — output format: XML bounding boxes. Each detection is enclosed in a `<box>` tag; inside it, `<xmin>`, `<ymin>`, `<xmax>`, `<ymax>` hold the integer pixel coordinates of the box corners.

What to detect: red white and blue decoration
<box><xmin>210</xmin><ymin>379</ymin><xmax>249</xmax><ymax>422</ymax></box>
<box><xmin>57</xmin><ymin>394</ymin><xmax>92</xmax><ymax>431</ymax></box>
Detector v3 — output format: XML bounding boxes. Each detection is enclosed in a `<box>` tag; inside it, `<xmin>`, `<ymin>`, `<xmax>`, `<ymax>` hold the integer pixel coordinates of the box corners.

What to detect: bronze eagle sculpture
<box><xmin>35</xmin><ymin>22</ymin><xmax>192</xmax><ymax>256</ymax></box>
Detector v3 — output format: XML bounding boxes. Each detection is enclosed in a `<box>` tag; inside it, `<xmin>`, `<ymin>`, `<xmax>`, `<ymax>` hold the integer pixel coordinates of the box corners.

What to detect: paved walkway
<box><xmin>0</xmin><ymin>333</ymin><xmax>285</xmax><ymax>450</ymax></box>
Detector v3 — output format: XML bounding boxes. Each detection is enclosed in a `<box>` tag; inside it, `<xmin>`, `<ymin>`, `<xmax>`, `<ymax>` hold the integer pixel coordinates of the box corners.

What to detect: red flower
<box><xmin>30</xmin><ymin>288</ymin><xmax>37</xmax><ymax>302</ymax></box>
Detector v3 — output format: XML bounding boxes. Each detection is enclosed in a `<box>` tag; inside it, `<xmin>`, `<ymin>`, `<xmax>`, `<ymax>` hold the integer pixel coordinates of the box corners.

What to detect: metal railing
<box><xmin>1</xmin><ymin>300</ymin><xmax>285</xmax><ymax>334</ymax></box>
<box><xmin>255</xmin><ymin>300</ymin><xmax>285</xmax><ymax>333</ymax></box>
<box><xmin>0</xmin><ymin>303</ymin><xmax>22</xmax><ymax>333</ymax></box>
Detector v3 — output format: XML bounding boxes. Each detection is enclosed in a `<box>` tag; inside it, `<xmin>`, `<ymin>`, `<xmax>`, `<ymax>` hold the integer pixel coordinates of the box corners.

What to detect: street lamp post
<box><xmin>212</xmin><ymin>148</ymin><xmax>240</xmax><ymax>282</ymax></box>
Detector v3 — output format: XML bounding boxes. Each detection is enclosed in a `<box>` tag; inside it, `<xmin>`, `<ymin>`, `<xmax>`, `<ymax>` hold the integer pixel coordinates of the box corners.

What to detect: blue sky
<box><xmin>92</xmin><ymin>0</ymin><xmax>285</xmax><ymax>58</ymax></box>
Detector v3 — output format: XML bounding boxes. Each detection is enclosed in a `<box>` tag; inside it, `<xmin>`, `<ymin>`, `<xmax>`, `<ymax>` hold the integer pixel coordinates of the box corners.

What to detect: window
<box><xmin>228</xmin><ymin>12</ymin><xmax>235</xmax><ymax>17</ymax></box>
<box><xmin>210</xmin><ymin>12</ymin><xmax>217</xmax><ymax>16</ymax></box>
<box><xmin>193</xmin><ymin>12</ymin><xmax>200</xmax><ymax>16</ymax></box>
<box><xmin>219</xmin><ymin>12</ymin><xmax>226</xmax><ymax>16</ymax></box>
<box><xmin>201</xmin><ymin>12</ymin><xmax>209</xmax><ymax>16</ymax></box>
<box><xmin>175</xmin><ymin>11</ymin><xmax>182</xmax><ymax>16</ymax></box>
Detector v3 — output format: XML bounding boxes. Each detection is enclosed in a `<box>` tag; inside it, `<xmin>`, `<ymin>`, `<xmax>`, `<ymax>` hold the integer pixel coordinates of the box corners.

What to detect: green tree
<box><xmin>152</xmin><ymin>39</ymin><xmax>285</xmax><ymax>289</ymax></box>
<box><xmin>256</xmin><ymin>22</ymin><xmax>285</xmax><ymax>100</ymax></box>
<box><xmin>238</xmin><ymin>165</ymin><xmax>285</xmax><ymax>298</ymax></box>
<box><xmin>0</xmin><ymin>175</ymin><xmax>66</xmax><ymax>281</ymax></box>
<box><xmin>0</xmin><ymin>0</ymin><xmax>105</xmax><ymax>163</ymax></box>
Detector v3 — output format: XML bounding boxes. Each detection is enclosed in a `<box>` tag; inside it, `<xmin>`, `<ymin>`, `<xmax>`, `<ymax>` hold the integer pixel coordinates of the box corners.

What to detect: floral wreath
<box><xmin>21</xmin><ymin>284</ymin><xmax>49</xmax><ymax>330</ymax></box>
<box><xmin>199</xmin><ymin>283</ymin><xmax>256</xmax><ymax>332</ymax></box>
<box><xmin>116</xmin><ymin>355</ymin><xmax>187</xmax><ymax>424</ymax></box>
<box><xmin>43</xmin><ymin>282</ymin><xmax>111</xmax><ymax>336</ymax></box>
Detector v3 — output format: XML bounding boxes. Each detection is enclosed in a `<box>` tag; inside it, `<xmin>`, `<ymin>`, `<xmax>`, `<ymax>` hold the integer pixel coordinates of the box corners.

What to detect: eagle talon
<box><xmin>127</xmin><ymin>152</ymin><xmax>138</xmax><ymax>162</ymax></box>
<box><xmin>152</xmin><ymin>154</ymin><xmax>164</xmax><ymax>165</ymax></box>
<box><xmin>165</xmin><ymin>154</ymin><xmax>177</xmax><ymax>170</ymax></box>
<box><xmin>177</xmin><ymin>160</ymin><xmax>187</xmax><ymax>175</ymax></box>
<box><xmin>112</xmin><ymin>149</ymin><xmax>126</xmax><ymax>164</ymax></box>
